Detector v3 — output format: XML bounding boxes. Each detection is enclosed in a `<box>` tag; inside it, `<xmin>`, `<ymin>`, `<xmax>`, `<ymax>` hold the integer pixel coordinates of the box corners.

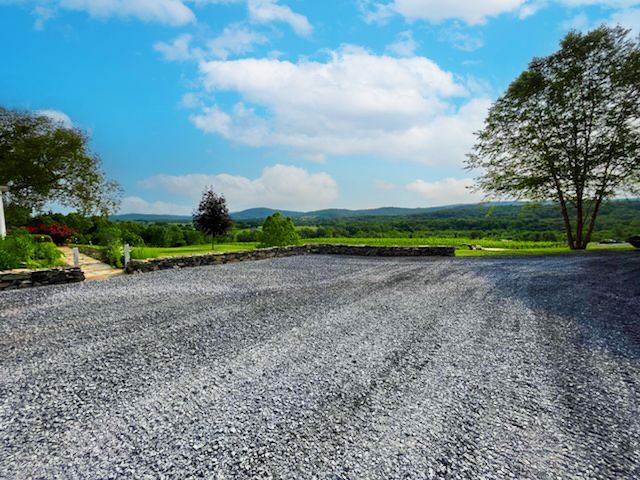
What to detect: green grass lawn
<box><xmin>456</xmin><ymin>243</ymin><xmax>634</xmax><ymax>256</ymax></box>
<box><xmin>130</xmin><ymin>243</ymin><xmax>258</xmax><ymax>259</ymax></box>
<box><xmin>304</xmin><ymin>237</ymin><xmax>635</xmax><ymax>257</ymax></box>
<box><xmin>303</xmin><ymin>237</ymin><xmax>563</xmax><ymax>250</ymax></box>
<box><xmin>116</xmin><ymin>238</ymin><xmax>635</xmax><ymax>261</ymax></box>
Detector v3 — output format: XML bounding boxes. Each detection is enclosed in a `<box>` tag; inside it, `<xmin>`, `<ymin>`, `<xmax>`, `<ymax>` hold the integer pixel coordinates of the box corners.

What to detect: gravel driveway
<box><xmin>1</xmin><ymin>253</ymin><xmax>639</xmax><ymax>479</ymax></box>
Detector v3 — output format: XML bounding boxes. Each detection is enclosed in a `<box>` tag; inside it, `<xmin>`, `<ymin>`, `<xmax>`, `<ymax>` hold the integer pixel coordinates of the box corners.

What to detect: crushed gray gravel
<box><xmin>1</xmin><ymin>252</ymin><xmax>640</xmax><ymax>479</ymax></box>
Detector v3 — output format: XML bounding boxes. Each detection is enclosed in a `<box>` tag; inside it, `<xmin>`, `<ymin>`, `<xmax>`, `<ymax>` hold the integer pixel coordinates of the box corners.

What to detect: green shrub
<box><xmin>0</xmin><ymin>230</ymin><xmax>64</xmax><ymax>269</ymax></box>
<box><xmin>0</xmin><ymin>249</ymin><xmax>20</xmax><ymax>270</ymax></box>
<box><xmin>260</xmin><ymin>213</ymin><xmax>300</xmax><ymax>248</ymax></box>
<box><xmin>103</xmin><ymin>243</ymin><xmax>123</xmax><ymax>268</ymax></box>
<box><xmin>33</xmin><ymin>242</ymin><xmax>65</xmax><ymax>267</ymax></box>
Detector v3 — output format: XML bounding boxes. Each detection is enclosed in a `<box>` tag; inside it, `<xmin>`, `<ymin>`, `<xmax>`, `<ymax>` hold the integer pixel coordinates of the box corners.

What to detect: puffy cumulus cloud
<box><xmin>119</xmin><ymin>196</ymin><xmax>194</xmax><ymax>215</ymax></box>
<box><xmin>37</xmin><ymin>109</ymin><xmax>73</xmax><ymax>128</ymax></box>
<box><xmin>365</xmin><ymin>0</ymin><xmax>530</xmax><ymax>25</ymax></box>
<box><xmin>138</xmin><ymin>164</ymin><xmax>338</xmax><ymax>211</ymax></box>
<box><xmin>406</xmin><ymin>178</ymin><xmax>485</xmax><ymax>205</ymax></box>
<box><xmin>192</xmin><ymin>46</ymin><xmax>490</xmax><ymax>166</ymax></box>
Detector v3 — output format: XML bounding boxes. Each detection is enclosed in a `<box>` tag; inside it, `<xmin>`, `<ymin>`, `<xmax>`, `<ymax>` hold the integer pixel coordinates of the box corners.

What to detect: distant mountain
<box><xmin>230</xmin><ymin>205</ymin><xmax>475</xmax><ymax>221</ymax></box>
<box><xmin>112</xmin><ymin>203</ymin><xmax>521</xmax><ymax>223</ymax></box>
<box><xmin>111</xmin><ymin>213</ymin><xmax>192</xmax><ymax>223</ymax></box>
<box><xmin>230</xmin><ymin>208</ymin><xmax>303</xmax><ymax>220</ymax></box>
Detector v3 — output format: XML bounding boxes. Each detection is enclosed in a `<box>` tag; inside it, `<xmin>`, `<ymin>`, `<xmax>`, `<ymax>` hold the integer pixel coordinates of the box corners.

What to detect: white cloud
<box><xmin>33</xmin><ymin>5</ymin><xmax>55</xmax><ymax>29</ymax></box>
<box><xmin>406</xmin><ymin>178</ymin><xmax>485</xmax><ymax>205</ymax></box>
<box><xmin>386</xmin><ymin>30</ymin><xmax>419</xmax><ymax>57</ymax></box>
<box><xmin>247</xmin><ymin>0</ymin><xmax>312</xmax><ymax>36</ymax></box>
<box><xmin>439</xmin><ymin>25</ymin><xmax>484</xmax><ymax>51</ymax></box>
<box><xmin>559</xmin><ymin>0</ymin><xmax>639</xmax><ymax>7</ymax></box>
<box><xmin>9</xmin><ymin>0</ymin><xmax>314</xmax><ymax>29</ymax></box>
<box><xmin>364</xmin><ymin>1</ymin><xmax>640</xmax><ymax>26</ymax></box>
<box><xmin>119</xmin><ymin>196</ymin><xmax>193</xmax><ymax>215</ymax></box>
<box><xmin>58</xmin><ymin>0</ymin><xmax>195</xmax><ymax>25</ymax></box>
<box><xmin>155</xmin><ymin>25</ymin><xmax>269</xmax><ymax>63</ymax></box>
<box><xmin>562</xmin><ymin>12</ymin><xmax>591</xmax><ymax>30</ymax></box>
<box><xmin>367</xmin><ymin>0</ymin><xmax>530</xmax><ymax>25</ymax></box>
<box><xmin>192</xmin><ymin>46</ymin><xmax>490</xmax><ymax>166</ymax></box>
<box><xmin>37</xmin><ymin>109</ymin><xmax>73</xmax><ymax>128</ymax></box>
<box><xmin>154</xmin><ymin>34</ymin><xmax>194</xmax><ymax>61</ymax></box>
<box><xmin>138</xmin><ymin>164</ymin><xmax>338</xmax><ymax>211</ymax></box>
<box><xmin>375</xmin><ymin>180</ymin><xmax>397</xmax><ymax>191</ymax></box>
<box><xmin>610</xmin><ymin>8</ymin><xmax>640</xmax><ymax>32</ymax></box>
<box><xmin>207</xmin><ymin>23</ymin><xmax>268</xmax><ymax>59</ymax></box>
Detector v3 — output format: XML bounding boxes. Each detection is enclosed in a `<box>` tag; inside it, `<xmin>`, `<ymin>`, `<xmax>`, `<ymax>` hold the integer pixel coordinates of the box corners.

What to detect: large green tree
<box><xmin>0</xmin><ymin>108</ymin><xmax>121</xmax><ymax>223</ymax></box>
<box><xmin>260</xmin><ymin>212</ymin><xmax>300</xmax><ymax>247</ymax></box>
<box><xmin>467</xmin><ymin>26</ymin><xmax>640</xmax><ymax>249</ymax></box>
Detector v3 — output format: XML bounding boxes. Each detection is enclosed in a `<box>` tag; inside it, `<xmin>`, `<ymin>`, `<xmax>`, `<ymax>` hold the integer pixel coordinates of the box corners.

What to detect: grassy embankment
<box><xmin>124</xmin><ymin>238</ymin><xmax>634</xmax><ymax>260</ymax></box>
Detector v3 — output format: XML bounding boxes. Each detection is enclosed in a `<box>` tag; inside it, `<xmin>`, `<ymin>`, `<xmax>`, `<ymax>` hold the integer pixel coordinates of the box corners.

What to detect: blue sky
<box><xmin>1</xmin><ymin>0</ymin><xmax>639</xmax><ymax>213</ymax></box>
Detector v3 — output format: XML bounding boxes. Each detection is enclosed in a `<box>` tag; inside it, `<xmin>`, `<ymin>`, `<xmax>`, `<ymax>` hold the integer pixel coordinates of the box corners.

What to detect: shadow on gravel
<box><xmin>464</xmin><ymin>251</ymin><xmax>640</xmax><ymax>362</ymax></box>
<box><xmin>461</xmin><ymin>252</ymin><xmax>640</xmax><ymax>479</ymax></box>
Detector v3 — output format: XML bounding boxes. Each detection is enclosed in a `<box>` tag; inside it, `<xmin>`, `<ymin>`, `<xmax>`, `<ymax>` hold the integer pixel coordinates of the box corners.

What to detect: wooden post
<box><xmin>72</xmin><ymin>247</ymin><xmax>80</xmax><ymax>266</ymax></box>
<box><xmin>124</xmin><ymin>244</ymin><xmax>130</xmax><ymax>267</ymax></box>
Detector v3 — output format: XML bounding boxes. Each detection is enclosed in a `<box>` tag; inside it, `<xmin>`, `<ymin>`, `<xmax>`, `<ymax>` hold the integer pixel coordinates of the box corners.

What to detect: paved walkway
<box><xmin>59</xmin><ymin>246</ymin><xmax>124</xmax><ymax>281</ymax></box>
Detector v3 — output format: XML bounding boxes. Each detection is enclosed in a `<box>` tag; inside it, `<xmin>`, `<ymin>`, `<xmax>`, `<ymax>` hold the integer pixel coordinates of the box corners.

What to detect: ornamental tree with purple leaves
<box><xmin>192</xmin><ymin>189</ymin><xmax>233</xmax><ymax>249</ymax></box>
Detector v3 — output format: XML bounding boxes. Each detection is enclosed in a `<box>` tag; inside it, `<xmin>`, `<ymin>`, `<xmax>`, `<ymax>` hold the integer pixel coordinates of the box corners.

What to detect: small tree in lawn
<box><xmin>193</xmin><ymin>189</ymin><xmax>232</xmax><ymax>249</ymax></box>
<box><xmin>467</xmin><ymin>26</ymin><xmax>640</xmax><ymax>250</ymax></box>
<box><xmin>260</xmin><ymin>212</ymin><xmax>300</xmax><ymax>247</ymax></box>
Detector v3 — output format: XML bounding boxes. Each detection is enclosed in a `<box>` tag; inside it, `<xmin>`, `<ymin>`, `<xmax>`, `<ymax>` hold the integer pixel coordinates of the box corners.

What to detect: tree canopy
<box><xmin>0</xmin><ymin>108</ymin><xmax>121</xmax><ymax>222</ymax></box>
<box><xmin>192</xmin><ymin>189</ymin><xmax>233</xmax><ymax>246</ymax></box>
<box><xmin>260</xmin><ymin>212</ymin><xmax>300</xmax><ymax>247</ymax></box>
<box><xmin>467</xmin><ymin>26</ymin><xmax>640</xmax><ymax>249</ymax></box>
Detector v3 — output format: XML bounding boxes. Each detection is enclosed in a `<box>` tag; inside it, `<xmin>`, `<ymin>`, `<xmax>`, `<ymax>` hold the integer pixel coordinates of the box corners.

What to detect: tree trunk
<box><xmin>583</xmin><ymin>196</ymin><xmax>604</xmax><ymax>247</ymax></box>
<box><xmin>557</xmin><ymin>193</ymin><xmax>576</xmax><ymax>249</ymax></box>
<box><xmin>574</xmin><ymin>197</ymin><xmax>586</xmax><ymax>250</ymax></box>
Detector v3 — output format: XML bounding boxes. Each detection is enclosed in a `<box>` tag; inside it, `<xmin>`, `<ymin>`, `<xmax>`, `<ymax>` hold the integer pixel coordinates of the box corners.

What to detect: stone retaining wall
<box><xmin>125</xmin><ymin>244</ymin><xmax>455</xmax><ymax>274</ymax></box>
<box><xmin>0</xmin><ymin>267</ymin><xmax>85</xmax><ymax>291</ymax></box>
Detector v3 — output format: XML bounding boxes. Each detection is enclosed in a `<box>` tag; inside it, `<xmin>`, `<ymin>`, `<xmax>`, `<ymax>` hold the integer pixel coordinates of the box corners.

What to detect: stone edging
<box><xmin>0</xmin><ymin>267</ymin><xmax>85</xmax><ymax>291</ymax></box>
<box><xmin>125</xmin><ymin>244</ymin><xmax>455</xmax><ymax>274</ymax></box>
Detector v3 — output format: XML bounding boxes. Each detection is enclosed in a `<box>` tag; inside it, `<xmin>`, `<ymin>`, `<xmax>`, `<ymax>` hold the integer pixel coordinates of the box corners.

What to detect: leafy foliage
<box><xmin>467</xmin><ymin>27</ymin><xmax>640</xmax><ymax>249</ymax></box>
<box><xmin>260</xmin><ymin>212</ymin><xmax>300</xmax><ymax>247</ymax></box>
<box><xmin>193</xmin><ymin>189</ymin><xmax>233</xmax><ymax>245</ymax></box>
<box><xmin>0</xmin><ymin>107</ymin><xmax>121</xmax><ymax>216</ymax></box>
<box><xmin>0</xmin><ymin>230</ymin><xmax>64</xmax><ymax>270</ymax></box>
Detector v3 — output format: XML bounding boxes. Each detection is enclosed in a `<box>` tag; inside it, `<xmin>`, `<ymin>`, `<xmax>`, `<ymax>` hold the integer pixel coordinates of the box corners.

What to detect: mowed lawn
<box><xmin>129</xmin><ymin>237</ymin><xmax>634</xmax><ymax>259</ymax></box>
<box><xmin>131</xmin><ymin>243</ymin><xmax>259</xmax><ymax>259</ymax></box>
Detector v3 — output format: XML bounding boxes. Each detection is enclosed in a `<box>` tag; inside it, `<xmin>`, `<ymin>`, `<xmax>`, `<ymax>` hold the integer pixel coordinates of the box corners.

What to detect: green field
<box><xmin>125</xmin><ymin>238</ymin><xmax>634</xmax><ymax>260</ymax></box>
<box><xmin>303</xmin><ymin>237</ymin><xmax>564</xmax><ymax>249</ymax></box>
<box><xmin>130</xmin><ymin>243</ymin><xmax>259</xmax><ymax>259</ymax></box>
<box><xmin>456</xmin><ymin>243</ymin><xmax>633</xmax><ymax>256</ymax></box>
